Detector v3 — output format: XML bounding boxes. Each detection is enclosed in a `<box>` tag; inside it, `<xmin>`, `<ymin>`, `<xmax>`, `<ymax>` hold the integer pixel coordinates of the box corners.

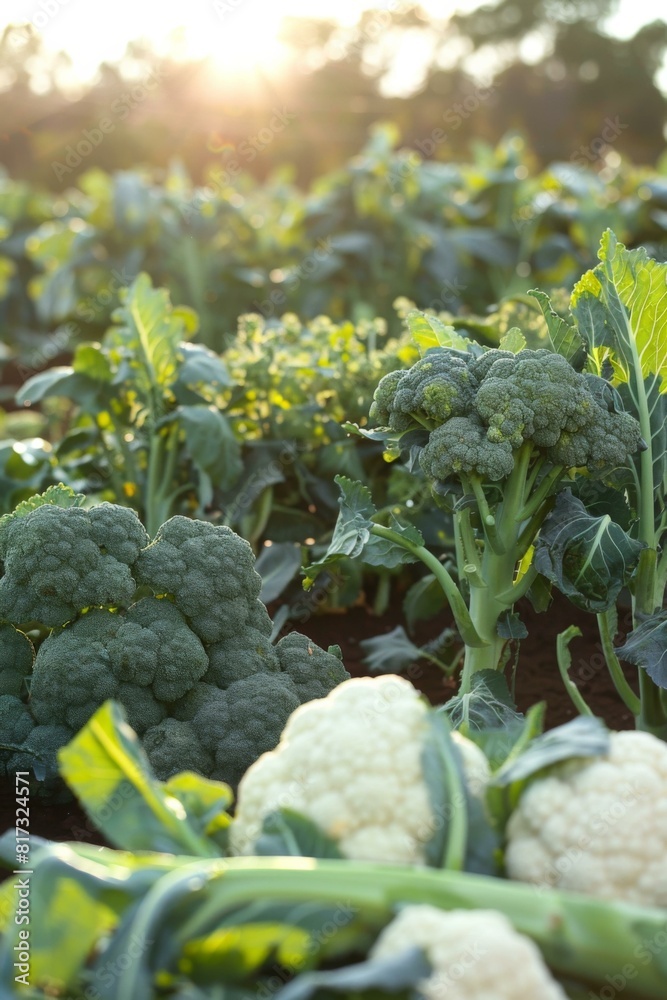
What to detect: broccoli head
<box><xmin>205</xmin><ymin>629</ymin><xmax>280</xmax><ymax>688</ymax></box>
<box><xmin>370</xmin><ymin>353</ymin><xmax>475</xmax><ymax>431</ymax></box>
<box><xmin>473</xmin><ymin>349</ymin><xmax>592</xmax><ymax>448</ymax></box>
<box><xmin>135</xmin><ymin>516</ymin><xmax>266</xmax><ymax>644</ymax></box>
<box><xmin>170</xmin><ymin>682</ymin><xmax>226</xmax><ymax>721</ymax></box>
<box><xmin>0</xmin><ymin>625</ymin><xmax>34</xmax><ymax>697</ymax></box>
<box><xmin>29</xmin><ymin>599</ymin><xmax>208</xmax><ymax>729</ymax></box>
<box><xmin>275</xmin><ymin>633</ymin><xmax>350</xmax><ymax>700</ymax></box>
<box><xmin>195</xmin><ymin>673</ymin><xmax>302</xmax><ymax>786</ymax></box>
<box><xmin>371</xmin><ymin>346</ymin><xmax>643</xmax><ymax>487</ymax></box>
<box><xmin>107</xmin><ymin>597</ymin><xmax>209</xmax><ymax>701</ymax></box>
<box><xmin>0</xmin><ymin>501</ymin><xmax>148</xmax><ymax>627</ymax></box>
<box><xmin>143</xmin><ymin>718</ymin><xmax>214</xmax><ymax>781</ymax></box>
<box><xmin>419</xmin><ymin>416</ymin><xmax>515</xmax><ymax>483</ymax></box>
<box><xmin>7</xmin><ymin>724</ymin><xmax>75</xmax><ymax>781</ymax></box>
<box><xmin>0</xmin><ymin>695</ymin><xmax>35</xmax><ymax>772</ymax></box>
<box><xmin>117</xmin><ymin>683</ymin><xmax>167</xmax><ymax>735</ymax></box>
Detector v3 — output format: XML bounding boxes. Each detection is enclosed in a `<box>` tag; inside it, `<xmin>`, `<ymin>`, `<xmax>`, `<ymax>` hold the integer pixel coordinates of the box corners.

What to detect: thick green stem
<box><xmin>458</xmin><ymin>444</ymin><xmax>534</xmax><ymax>691</ymax></box>
<box><xmin>632</xmin><ymin>549</ymin><xmax>667</xmax><ymax>737</ymax></box>
<box><xmin>596</xmin><ymin>610</ymin><xmax>641</xmax><ymax>717</ymax></box>
<box><xmin>369</xmin><ymin>524</ymin><xmax>486</xmax><ymax>648</ymax></box>
<box><xmin>168</xmin><ymin>859</ymin><xmax>667</xmax><ymax>1000</ymax></box>
<box><xmin>557</xmin><ymin>627</ymin><xmax>595</xmax><ymax>717</ymax></box>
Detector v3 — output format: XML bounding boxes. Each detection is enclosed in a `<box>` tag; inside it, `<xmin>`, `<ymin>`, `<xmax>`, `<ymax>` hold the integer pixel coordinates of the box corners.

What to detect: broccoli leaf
<box><xmin>615</xmin><ymin>611</ymin><xmax>667</xmax><ymax>689</ymax></box>
<box><xmin>535</xmin><ymin>490</ymin><xmax>644</xmax><ymax>612</ymax></box>
<box><xmin>303</xmin><ymin>476</ymin><xmax>421</xmax><ymax>587</ymax></box>
<box><xmin>360</xmin><ymin>625</ymin><xmax>427</xmax><ymax>674</ymax></box>
<box><xmin>492</xmin><ymin>716</ymin><xmax>610</xmax><ymax>788</ymax></box>
<box><xmin>277</xmin><ymin>948</ymin><xmax>431</xmax><ymax>1000</ymax></box>
<box><xmin>256</xmin><ymin>542</ymin><xmax>302</xmax><ymax>604</ymax></box>
<box><xmin>498</xmin><ymin>327</ymin><xmax>526</xmax><ymax>353</ymax></box>
<box><xmin>570</xmin><ymin>230</ymin><xmax>667</xmax><ymax>539</ymax></box>
<box><xmin>255</xmin><ymin>808</ymin><xmax>344</xmax><ymax>860</ymax></box>
<box><xmin>531</xmin><ymin>288</ymin><xmax>587</xmax><ymax>369</ymax></box>
<box><xmin>443</xmin><ymin>670</ymin><xmax>519</xmax><ymax>734</ymax></box>
<box><xmin>178</xmin><ymin>405</ymin><xmax>243</xmax><ymax>491</ymax></box>
<box><xmin>58</xmin><ymin>700</ymin><xmax>223</xmax><ymax>857</ymax></box>
<box><xmin>406</xmin><ymin>310</ymin><xmax>470</xmax><ymax>354</ymax></box>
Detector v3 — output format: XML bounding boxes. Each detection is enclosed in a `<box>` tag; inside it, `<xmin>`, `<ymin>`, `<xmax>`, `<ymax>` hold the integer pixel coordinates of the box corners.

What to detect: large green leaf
<box><xmin>178</xmin><ymin>404</ymin><xmax>243</xmax><ymax>491</ymax></box>
<box><xmin>303</xmin><ymin>476</ymin><xmax>422</xmax><ymax>587</ymax></box>
<box><xmin>531</xmin><ymin>288</ymin><xmax>587</xmax><ymax>368</ymax></box>
<box><xmin>58</xmin><ymin>701</ymin><xmax>226</xmax><ymax>857</ymax></box>
<box><xmin>535</xmin><ymin>490</ymin><xmax>645</xmax><ymax>612</ymax></box>
<box><xmin>109</xmin><ymin>273</ymin><xmax>197</xmax><ymax>394</ymax></box>
<box><xmin>615</xmin><ymin>611</ymin><xmax>667</xmax><ymax>689</ymax></box>
<box><xmin>570</xmin><ymin>230</ymin><xmax>667</xmax><ymax>544</ymax></box>
<box><xmin>277</xmin><ymin>948</ymin><xmax>431</xmax><ymax>1000</ymax></box>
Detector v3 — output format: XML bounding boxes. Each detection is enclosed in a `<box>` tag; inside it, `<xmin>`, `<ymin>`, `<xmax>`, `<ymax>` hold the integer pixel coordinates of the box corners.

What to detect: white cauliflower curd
<box><xmin>505</xmin><ymin>730</ymin><xmax>667</xmax><ymax>905</ymax></box>
<box><xmin>230</xmin><ymin>675</ymin><xmax>489</xmax><ymax>863</ymax></box>
<box><xmin>371</xmin><ymin>905</ymin><xmax>567</xmax><ymax>1000</ymax></box>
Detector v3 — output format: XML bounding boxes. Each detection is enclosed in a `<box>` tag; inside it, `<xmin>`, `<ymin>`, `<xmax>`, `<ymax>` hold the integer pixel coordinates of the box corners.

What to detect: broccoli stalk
<box><xmin>10</xmin><ymin>849</ymin><xmax>667</xmax><ymax>999</ymax></box>
<box><xmin>313</xmin><ymin>338</ymin><xmax>645</xmax><ymax>693</ymax></box>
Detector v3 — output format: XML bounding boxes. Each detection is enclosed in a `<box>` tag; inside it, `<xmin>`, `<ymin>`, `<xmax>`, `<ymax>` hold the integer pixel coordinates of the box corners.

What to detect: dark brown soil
<box><xmin>0</xmin><ymin>591</ymin><xmax>635</xmax><ymax>845</ymax></box>
<box><xmin>295</xmin><ymin>589</ymin><xmax>637</xmax><ymax>731</ymax></box>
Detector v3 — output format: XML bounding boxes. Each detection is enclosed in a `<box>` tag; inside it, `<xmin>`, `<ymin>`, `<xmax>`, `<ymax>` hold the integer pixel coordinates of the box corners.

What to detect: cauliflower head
<box><xmin>505</xmin><ymin>731</ymin><xmax>667</xmax><ymax>906</ymax></box>
<box><xmin>371</xmin><ymin>906</ymin><xmax>566</xmax><ymax>1000</ymax></box>
<box><xmin>230</xmin><ymin>675</ymin><xmax>486</xmax><ymax>863</ymax></box>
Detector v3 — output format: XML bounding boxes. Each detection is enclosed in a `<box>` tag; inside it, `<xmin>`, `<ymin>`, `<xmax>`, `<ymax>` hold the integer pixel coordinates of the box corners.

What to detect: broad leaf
<box><xmin>277</xmin><ymin>948</ymin><xmax>431</xmax><ymax>1000</ymax></box>
<box><xmin>531</xmin><ymin>289</ymin><xmax>587</xmax><ymax>368</ymax></box>
<box><xmin>360</xmin><ymin>626</ymin><xmax>426</xmax><ymax>674</ymax></box>
<box><xmin>406</xmin><ymin>310</ymin><xmax>470</xmax><ymax>355</ymax></box>
<box><xmin>256</xmin><ymin>542</ymin><xmax>302</xmax><ymax>604</ymax></box>
<box><xmin>570</xmin><ymin>231</ymin><xmax>667</xmax><ymax>543</ymax></box>
<box><xmin>498</xmin><ymin>327</ymin><xmax>526</xmax><ymax>353</ymax></box>
<box><xmin>254</xmin><ymin>809</ymin><xmax>344</xmax><ymax>859</ymax></box>
<box><xmin>58</xmin><ymin>701</ymin><xmax>223</xmax><ymax>857</ymax></box>
<box><xmin>303</xmin><ymin>476</ymin><xmax>421</xmax><ymax>586</ymax></box>
<box><xmin>492</xmin><ymin>716</ymin><xmax>609</xmax><ymax>789</ymax></box>
<box><xmin>535</xmin><ymin>490</ymin><xmax>644</xmax><ymax>612</ymax></box>
<box><xmin>109</xmin><ymin>273</ymin><xmax>196</xmax><ymax>394</ymax></box>
<box><xmin>179</xmin><ymin>405</ymin><xmax>243</xmax><ymax>491</ymax></box>
<box><xmin>615</xmin><ymin>611</ymin><xmax>667</xmax><ymax>689</ymax></box>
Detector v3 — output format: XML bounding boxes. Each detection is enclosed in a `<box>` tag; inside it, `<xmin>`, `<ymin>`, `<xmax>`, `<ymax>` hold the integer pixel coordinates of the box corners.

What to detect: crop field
<box><xmin>0</xmin><ymin>3</ymin><xmax>666</xmax><ymax>998</ymax></box>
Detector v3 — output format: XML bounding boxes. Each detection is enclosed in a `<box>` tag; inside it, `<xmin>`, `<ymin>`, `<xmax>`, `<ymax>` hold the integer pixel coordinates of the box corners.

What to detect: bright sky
<box><xmin>1</xmin><ymin>0</ymin><xmax>663</xmax><ymax>91</ymax></box>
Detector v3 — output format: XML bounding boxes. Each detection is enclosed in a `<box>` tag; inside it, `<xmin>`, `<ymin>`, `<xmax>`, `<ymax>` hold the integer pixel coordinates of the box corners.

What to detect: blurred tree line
<box><xmin>0</xmin><ymin>0</ymin><xmax>665</xmax><ymax>189</ymax></box>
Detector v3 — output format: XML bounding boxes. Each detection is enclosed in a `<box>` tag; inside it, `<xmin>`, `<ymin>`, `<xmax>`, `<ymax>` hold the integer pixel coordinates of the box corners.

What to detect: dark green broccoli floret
<box><xmin>0</xmin><ymin>695</ymin><xmax>35</xmax><ymax>771</ymax></box>
<box><xmin>547</xmin><ymin>408</ymin><xmax>644</xmax><ymax>471</ymax></box>
<box><xmin>107</xmin><ymin>597</ymin><xmax>208</xmax><ymax>701</ymax></box>
<box><xmin>143</xmin><ymin>718</ymin><xmax>213</xmax><ymax>781</ymax></box>
<box><xmin>473</xmin><ymin>349</ymin><xmax>589</xmax><ymax>448</ymax></box>
<box><xmin>7</xmin><ymin>724</ymin><xmax>75</xmax><ymax>780</ymax></box>
<box><xmin>371</xmin><ymin>353</ymin><xmax>475</xmax><ymax>431</ymax></box>
<box><xmin>170</xmin><ymin>682</ymin><xmax>226</xmax><ymax>721</ymax></box>
<box><xmin>275</xmin><ymin>633</ymin><xmax>350</xmax><ymax>700</ymax></box>
<box><xmin>135</xmin><ymin>516</ymin><xmax>266</xmax><ymax>644</ymax></box>
<box><xmin>29</xmin><ymin>610</ymin><xmax>120</xmax><ymax>730</ymax></box>
<box><xmin>29</xmin><ymin>598</ymin><xmax>208</xmax><ymax>729</ymax></box>
<box><xmin>117</xmin><ymin>684</ymin><xmax>167</xmax><ymax>735</ymax></box>
<box><xmin>369</xmin><ymin>369</ymin><xmax>410</xmax><ymax>429</ymax></box>
<box><xmin>205</xmin><ymin>629</ymin><xmax>280</xmax><ymax>688</ymax></box>
<box><xmin>419</xmin><ymin>417</ymin><xmax>515</xmax><ymax>483</ymax></box>
<box><xmin>0</xmin><ymin>625</ymin><xmax>34</xmax><ymax>697</ymax></box>
<box><xmin>0</xmin><ymin>501</ymin><xmax>148</xmax><ymax>627</ymax></box>
<box><xmin>196</xmin><ymin>673</ymin><xmax>301</xmax><ymax>786</ymax></box>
